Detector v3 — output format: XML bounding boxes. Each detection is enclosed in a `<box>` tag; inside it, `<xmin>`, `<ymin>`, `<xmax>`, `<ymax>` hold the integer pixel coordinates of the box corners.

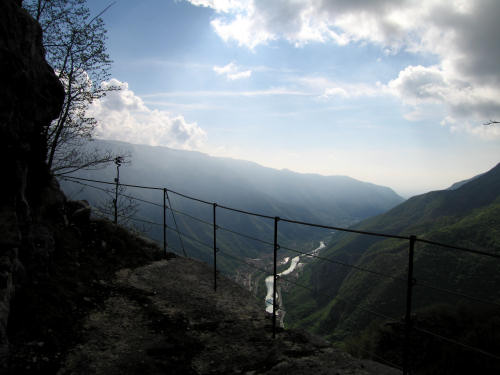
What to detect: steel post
<box><xmin>273</xmin><ymin>216</ymin><xmax>280</xmax><ymax>338</ymax></box>
<box><xmin>213</xmin><ymin>203</ymin><xmax>217</xmax><ymax>291</ymax></box>
<box><xmin>403</xmin><ymin>235</ymin><xmax>416</xmax><ymax>375</ymax></box>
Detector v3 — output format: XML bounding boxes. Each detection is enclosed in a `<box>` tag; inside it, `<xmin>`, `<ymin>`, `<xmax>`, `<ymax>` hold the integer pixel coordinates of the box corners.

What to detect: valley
<box><xmin>60</xmin><ymin>139</ymin><xmax>403</xmax><ymax>275</ymax></box>
<box><xmin>59</xmin><ymin>140</ymin><xmax>500</xmax><ymax>374</ymax></box>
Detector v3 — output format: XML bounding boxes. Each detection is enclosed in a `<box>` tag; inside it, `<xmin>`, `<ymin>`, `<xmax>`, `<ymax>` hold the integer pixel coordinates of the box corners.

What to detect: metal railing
<box><xmin>60</xmin><ymin>175</ymin><xmax>500</xmax><ymax>374</ymax></box>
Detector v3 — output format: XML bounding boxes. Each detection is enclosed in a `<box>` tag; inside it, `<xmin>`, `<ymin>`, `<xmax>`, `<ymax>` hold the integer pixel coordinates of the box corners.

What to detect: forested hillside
<box><xmin>284</xmin><ymin>163</ymin><xmax>500</xmax><ymax>373</ymax></box>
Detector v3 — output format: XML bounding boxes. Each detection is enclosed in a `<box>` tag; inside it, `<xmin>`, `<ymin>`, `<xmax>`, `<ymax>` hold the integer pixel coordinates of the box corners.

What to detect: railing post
<box><xmin>163</xmin><ymin>188</ymin><xmax>167</xmax><ymax>256</ymax></box>
<box><xmin>113</xmin><ymin>157</ymin><xmax>122</xmax><ymax>224</ymax></box>
<box><xmin>213</xmin><ymin>203</ymin><xmax>217</xmax><ymax>291</ymax></box>
<box><xmin>403</xmin><ymin>235</ymin><xmax>416</xmax><ymax>375</ymax></box>
<box><xmin>273</xmin><ymin>216</ymin><xmax>280</xmax><ymax>339</ymax></box>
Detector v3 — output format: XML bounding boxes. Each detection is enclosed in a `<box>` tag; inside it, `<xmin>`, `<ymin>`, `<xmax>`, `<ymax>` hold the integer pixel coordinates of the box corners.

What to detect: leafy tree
<box><xmin>23</xmin><ymin>0</ymin><xmax>122</xmax><ymax>175</ymax></box>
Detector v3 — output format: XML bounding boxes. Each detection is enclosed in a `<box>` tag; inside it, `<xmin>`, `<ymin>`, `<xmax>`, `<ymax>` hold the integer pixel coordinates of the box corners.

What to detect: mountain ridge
<box><xmin>283</xmin><ymin>162</ymin><xmax>500</xmax><ymax>374</ymax></box>
<box><xmin>61</xmin><ymin>139</ymin><xmax>404</xmax><ymax>269</ymax></box>
<box><xmin>89</xmin><ymin>139</ymin><xmax>403</xmax><ymax>215</ymax></box>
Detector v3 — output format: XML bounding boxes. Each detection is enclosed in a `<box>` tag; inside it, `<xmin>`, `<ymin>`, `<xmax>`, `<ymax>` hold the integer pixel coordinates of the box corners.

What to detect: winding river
<box><xmin>264</xmin><ymin>241</ymin><xmax>326</xmax><ymax>314</ymax></box>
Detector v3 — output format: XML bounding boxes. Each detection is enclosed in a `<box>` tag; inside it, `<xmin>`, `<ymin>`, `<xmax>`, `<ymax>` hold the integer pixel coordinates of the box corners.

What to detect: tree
<box><xmin>23</xmin><ymin>0</ymin><xmax>122</xmax><ymax>175</ymax></box>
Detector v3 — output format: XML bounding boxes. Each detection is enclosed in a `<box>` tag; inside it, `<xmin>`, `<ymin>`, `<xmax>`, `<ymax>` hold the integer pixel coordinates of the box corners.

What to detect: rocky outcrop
<box><xmin>59</xmin><ymin>258</ymin><xmax>400</xmax><ymax>375</ymax></box>
<box><xmin>0</xmin><ymin>0</ymin><xmax>64</xmax><ymax>363</ymax></box>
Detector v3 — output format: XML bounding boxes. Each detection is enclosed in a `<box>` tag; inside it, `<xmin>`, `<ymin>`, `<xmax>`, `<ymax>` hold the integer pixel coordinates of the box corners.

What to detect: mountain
<box><xmin>447</xmin><ymin>171</ymin><xmax>485</xmax><ymax>190</ymax></box>
<box><xmin>284</xmin><ymin>162</ymin><xmax>500</xmax><ymax>371</ymax></box>
<box><xmin>60</xmin><ymin>139</ymin><xmax>403</xmax><ymax>273</ymax></box>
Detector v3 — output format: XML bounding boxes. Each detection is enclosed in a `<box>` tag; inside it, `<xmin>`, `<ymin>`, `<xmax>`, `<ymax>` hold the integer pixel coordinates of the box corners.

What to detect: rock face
<box><xmin>0</xmin><ymin>0</ymin><xmax>64</xmax><ymax>363</ymax></box>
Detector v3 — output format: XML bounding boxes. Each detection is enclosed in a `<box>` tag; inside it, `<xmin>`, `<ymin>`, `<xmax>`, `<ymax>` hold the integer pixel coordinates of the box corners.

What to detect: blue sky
<box><xmin>86</xmin><ymin>0</ymin><xmax>500</xmax><ymax>197</ymax></box>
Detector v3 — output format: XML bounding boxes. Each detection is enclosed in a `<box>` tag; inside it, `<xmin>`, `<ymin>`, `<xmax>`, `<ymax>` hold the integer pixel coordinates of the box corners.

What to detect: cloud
<box><xmin>186</xmin><ymin>0</ymin><xmax>500</xmax><ymax>133</ymax></box>
<box><xmin>142</xmin><ymin>87</ymin><xmax>309</xmax><ymax>98</ymax></box>
<box><xmin>185</xmin><ymin>0</ymin><xmax>414</xmax><ymax>49</ymax></box>
<box><xmin>213</xmin><ymin>62</ymin><xmax>252</xmax><ymax>80</ymax></box>
<box><xmin>298</xmin><ymin>76</ymin><xmax>382</xmax><ymax>99</ymax></box>
<box><xmin>321</xmin><ymin>87</ymin><xmax>349</xmax><ymax>99</ymax></box>
<box><xmin>89</xmin><ymin>79</ymin><xmax>207</xmax><ymax>149</ymax></box>
<box><xmin>387</xmin><ymin>65</ymin><xmax>500</xmax><ymax>128</ymax></box>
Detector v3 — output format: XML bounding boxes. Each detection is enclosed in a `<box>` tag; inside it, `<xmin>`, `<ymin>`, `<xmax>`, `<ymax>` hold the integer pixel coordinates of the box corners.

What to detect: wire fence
<box><xmin>60</xmin><ymin>174</ymin><xmax>500</xmax><ymax>374</ymax></box>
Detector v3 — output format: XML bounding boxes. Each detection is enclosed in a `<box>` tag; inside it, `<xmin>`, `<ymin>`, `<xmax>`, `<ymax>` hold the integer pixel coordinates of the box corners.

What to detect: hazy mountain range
<box><xmin>60</xmin><ymin>140</ymin><xmax>403</xmax><ymax>270</ymax></box>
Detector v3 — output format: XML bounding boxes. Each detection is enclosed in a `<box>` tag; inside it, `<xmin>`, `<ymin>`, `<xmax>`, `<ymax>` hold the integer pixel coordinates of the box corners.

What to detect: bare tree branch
<box><xmin>483</xmin><ymin>120</ymin><xmax>499</xmax><ymax>126</ymax></box>
<box><xmin>24</xmin><ymin>0</ymin><xmax>124</xmax><ymax>173</ymax></box>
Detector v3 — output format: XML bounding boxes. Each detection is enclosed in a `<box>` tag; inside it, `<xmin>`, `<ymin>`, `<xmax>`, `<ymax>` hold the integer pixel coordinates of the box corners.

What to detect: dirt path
<box><xmin>59</xmin><ymin>257</ymin><xmax>401</xmax><ymax>375</ymax></box>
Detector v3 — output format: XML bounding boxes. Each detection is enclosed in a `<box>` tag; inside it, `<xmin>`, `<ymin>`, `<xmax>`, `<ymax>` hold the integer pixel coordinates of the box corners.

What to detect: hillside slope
<box><xmin>285</xmin><ymin>163</ymin><xmax>500</xmax><ymax>344</ymax></box>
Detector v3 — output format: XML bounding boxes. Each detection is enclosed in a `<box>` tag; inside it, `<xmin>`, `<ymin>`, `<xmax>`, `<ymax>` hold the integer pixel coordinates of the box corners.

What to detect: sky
<box><xmin>85</xmin><ymin>0</ymin><xmax>500</xmax><ymax>197</ymax></box>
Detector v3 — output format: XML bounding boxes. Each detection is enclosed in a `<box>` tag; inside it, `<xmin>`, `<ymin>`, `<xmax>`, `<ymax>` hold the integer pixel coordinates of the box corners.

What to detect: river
<box><xmin>264</xmin><ymin>241</ymin><xmax>326</xmax><ymax>314</ymax></box>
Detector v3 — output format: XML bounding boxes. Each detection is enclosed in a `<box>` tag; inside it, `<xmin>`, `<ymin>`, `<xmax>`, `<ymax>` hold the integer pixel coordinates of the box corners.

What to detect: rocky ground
<box><xmin>5</xmin><ymin>215</ymin><xmax>164</xmax><ymax>374</ymax></box>
<box><xmin>57</xmin><ymin>255</ymin><xmax>401</xmax><ymax>374</ymax></box>
<box><xmin>4</xmin><ymin>205</ymin><xmax>401</xmax><ymax>374</ymax></box>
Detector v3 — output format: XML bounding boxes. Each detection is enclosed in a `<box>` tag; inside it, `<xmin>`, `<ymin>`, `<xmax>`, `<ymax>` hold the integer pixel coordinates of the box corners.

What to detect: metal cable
<box><xmin>62</xmin><ymin>175</ymin><xmax>164</xmax><ymax>190</ymax></box>
<box><xmin>413</xmin><ymin>325</ymin><xmax>500</xmax><ymax>361</ymax></box>
<box><xmin>95</xmin><ymin>207</ymin><xmax>163</xmax><ymax>227</ymax></box>
<box><xmin>126</xmin><ymin>215</ymin><xmax>163</xmax><ymax>227</ymax></box>
<box><xmin>166</xmin><ymin>226</ymin><xmax>213</xmax><ymax>250</ymax></box>
<box><xmin>416</xmin><ymin>238</ymin><xmax>500</xmax><ymax>259</ymax></box>
<box><xmin>416</xmin><ymin>281</ymin><xmax>500</xmax><ymax>308</ymax></box>
<box><xmin>279</xmin><ymin>276</ymin><xmax>398</xmax><ymax>322</ymax></box>
<box><xmin>62</xmin><ymin>176</ymin><xmax>499</xmax><ymax>258</ymax></box>
<box><xmin>217</xmin><ymin>204</ymin><xmax>275</xmax><ymax>220</ymax></box>
<box><xmin>217</xmin><ymin>249</ymin><xmax>270</xmax><ymax>275</ymax></box>
<box><xmin>165</xmin><ymin>189</ymin><xmax>187</xmax><ymax>257</ymax></box>
<box><xmin>61</xmin><ymin>176</ymin><xmax>163</xmax><ymax>207</ymax></box>
<box><xmin>119</xmin><ymin>192</ymin><xmax>163</xmax><ymax>208</ymax></box>
<box><xmin>166</xmin><ymin>206</ymin><xmax>214</xmax><ymax>227</ymax></box>
<box><xmin>60</xmin><ymin>177</ymin><xmax>114</xmax><ymax>197</ymax></box>
<box><xmin>217</xmin><ymin>225</ymin><xmax>275</xmax><ymax>247</ymax></box>
<box><xmin>281</xmin><ymin>245</ymin><xmax>406</xmax><ymax>282</ymax></box>
<box><xmin>280</xmin><ymin>216</ymin><xmax>409</xmax><ymax>240</ymax></box>
<box><xmin>165</xmin><ymin>188</ymin><xmax>213</xmax><ymax>205</ymax></box>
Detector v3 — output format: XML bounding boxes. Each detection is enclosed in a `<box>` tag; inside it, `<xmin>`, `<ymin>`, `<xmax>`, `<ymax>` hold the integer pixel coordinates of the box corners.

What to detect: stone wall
<box><xmin>0</xmin><ymin>0</ymin><xmax>64</xmax><ymax>362</ymax></box>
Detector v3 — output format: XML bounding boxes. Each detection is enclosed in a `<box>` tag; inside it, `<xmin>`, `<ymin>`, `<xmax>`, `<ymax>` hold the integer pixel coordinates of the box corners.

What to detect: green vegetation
<box><xmin>284</xmin><ymin>163</ymin><xmax>500</xmax><ymax>371</ymax></box>
<box><xmin>346</xmin><ymin>303</ymin><xmax>500</xmax><ymax>374</ymax></box>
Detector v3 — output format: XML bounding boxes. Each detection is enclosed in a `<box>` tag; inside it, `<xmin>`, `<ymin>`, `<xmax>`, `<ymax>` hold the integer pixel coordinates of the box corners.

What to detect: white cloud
<box><xmin>298</xmin><ymin>76</ymin><xmax>382</xmax><ymax>99</ymax></box>
<box><xmin>387</xmin><ymin>65</ymin><xmax>500</xmax><ymax>135</ymax></box>
<box><xmin>187</xmin><ymin>0</ymin><xmax>250</xmax><ymax>13</ymax></box>
<box><xmin>213</xmin><ymin>62</ymin><xmax>252</xmax><ymax>80</ymax></box>
<box><xmin>142</xmin><ymin>87</ymin><xmax>309</xmax><ymax>98</ymax></box>
<box><xmin>321</xmin><ymin>87</ymin><xmax>349</xmax><ymax>99</ymax></box>
<box><xmin>186</xmin><ymin>0</ymin><xmax>415</xmax><ymax>49</ymax></box>
<box><xmin>186</xmin><ymin>0</ymin><xmax>500</xmax><ymax>135</ymax></box>
<box><xmin>89</xmin><ymin>79</ymin><xmax>207</xmax><ymax>149</ymax></box>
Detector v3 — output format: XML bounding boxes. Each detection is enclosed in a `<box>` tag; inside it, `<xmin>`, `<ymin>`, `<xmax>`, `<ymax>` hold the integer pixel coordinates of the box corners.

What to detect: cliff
<box><xmin>0</xmin><ymin>0</ymin><xmax>64</xmax><ymax>363</ymax></box>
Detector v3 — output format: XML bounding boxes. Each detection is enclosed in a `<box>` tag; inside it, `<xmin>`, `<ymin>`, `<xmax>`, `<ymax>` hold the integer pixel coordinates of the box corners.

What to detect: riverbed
<box><xmin>264</xmin><ymin>241</ymin><xmax>326</xmax><ymax>314</ymax></box>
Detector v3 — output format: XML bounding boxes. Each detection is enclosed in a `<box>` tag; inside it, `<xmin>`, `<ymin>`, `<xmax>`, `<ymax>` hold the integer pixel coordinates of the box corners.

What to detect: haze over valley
<box><xmin>61</xmin><ymin>139</ymin><xmax>404</xmax><ymax>269</ymax></box>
